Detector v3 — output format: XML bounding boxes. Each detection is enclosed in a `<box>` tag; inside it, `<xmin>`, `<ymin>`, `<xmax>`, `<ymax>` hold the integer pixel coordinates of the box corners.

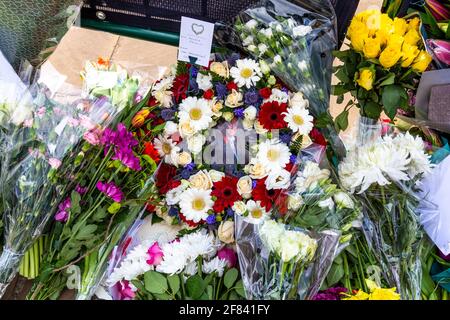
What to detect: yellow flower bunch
<box><xmin>343</xmin><ymin>279</ymin><xmax>401</xmax><ymax>300</ymax></box>
<box><xmin>347</xmin><ymin>10</ymin><xmax>431</xmax><ymax>72</ymax></box>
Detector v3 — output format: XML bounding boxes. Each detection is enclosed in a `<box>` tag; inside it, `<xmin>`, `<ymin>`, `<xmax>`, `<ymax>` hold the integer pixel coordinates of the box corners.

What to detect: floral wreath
<box><xmin>133</xmin><ymin>53</ymin><xmax>328</xmax><ymax>233</ymax></box>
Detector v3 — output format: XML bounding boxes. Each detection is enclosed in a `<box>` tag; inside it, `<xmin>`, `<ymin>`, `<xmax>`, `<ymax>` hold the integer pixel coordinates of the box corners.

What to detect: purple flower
<box><xmin>227</xmin><ymin>53</ymin><xmax>240</xmax><ymax>67</ymax></box>
<box><xmin>168</xmin><ymin>206</ymin><xmax>179</xmax><ymax>217</ymax></box>
<box><xmin>190</xmin><ymin>66</ymin><xmax>198</xmax><ymax>78</ymax></box>
<box><xmin>185</xmin><ymin>162</ymin><xmax>196</xmax><ymax>171</ymax></box>
<box><xmin>215</xmin><ymin>83</ymin><xmax>227</xmax><ymax>100</ymax></box>
<box><xmin>217</xmin><ymin>247</ymin><xmax>237</xmax><ymax>268</ymax></box>
<box><xmin>290</xmin><ymin>154</ymin><xmax>297</xmax><ymax>164</ymax></box>
<box><xmin>281</xmin><ymin>87</ymin><xmax>289</xmax><ymax>94</ymax></box>
<box><xmin>181</xmin><ymin>169</ymin><xmax>192</xmax><ymax>179</ymax></box>
<box><xmin>312</xmin><ymin>287</ymin><xmax>348</xmax><ymax>300</ymax></box>
<box><xmin>189</xmin><ymin>78</ymin><xmax>199</xmax><ymax>94</ymax></box>
<box><xmin>206</xmin><ymin>215</ymin><xmax>216</xmax><ymax>225</ymax></box>
<box><xmin>252</xmin><ymin>180</ymin><xmax>257</xmax><ymax>189</ymax></box>
<box><xmin>161</xmin><ymin>108</ymin><xmax>175</xmax><ymax>121</ymax></box>
<box><xmin>113</xmin><ymin>148</ymin><xmax>142</xmax><ymax>171</ymax></box>
<box><xmin>226</xmin><ymin>207</ymin><xmax>235</xmax><ymax>218</ymax></box>
<box><xmin>75</xmin><ymin>184</ymin><xmax>88</xmax><ymax>195</ymax></box>
<box><xmin>115</xmin><ymin>123</ymin><xmax>139</xmax><ymax>150</ymax></box>
<box><xmin>280</xmin><ymin>132</ymin><xmax>292</xmax><ymax>144</ymax></box>
<box><xmin>55</xmin><ymin>197</ymin><xmax>71</xmax><ymax>223</ymax></box>
<box><xmin>234</xmin><ymin>108</ymin><xmax>245</xmax><ymax>119</ymax></box>
<box><xmin>96</xmin><ymin>181</ymin><xmax>124</xmax><ymax>203</ymax></box>
<box><xmin>100</xmin><ymin>127</ymin><xmax>117</xmax><ymax>150</ymax></box>
<box><xmin>244</xmin><ymin>90</ymin><xmax>261</xmax><ymax>106</ymax></box>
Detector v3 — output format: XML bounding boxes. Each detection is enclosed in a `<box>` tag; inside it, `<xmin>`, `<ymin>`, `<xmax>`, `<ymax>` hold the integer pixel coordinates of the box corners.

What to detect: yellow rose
<box><xmin>379</xmin><ymin>14</ymin><xmax>394</xmax><ymax>33</ymax></box>
<box><xmin>411</xmin><ymin>50</ymin><xmax>432</xmax><ymax>72</ymax></box>
<box><xmin>189</xmin><ymin>170</ymin><xmax>213</xmax><ymax>190</ymax></box>
<box><xmin>379</xmin><ymin>46</ymin><xmax>402</xmax><ymax>68</ymax></box>
<box><xmin>350</xmin><ymin>32</ymin><xmax>367</xmax><ymax>52</ymax></box>
<box><xmin>210</xmin><ymin>61</ymin><xmax>229</xmax><ymax>78</ymax></box>
<box><xmin>218</xmin><ymin>221</ymin><xmax>235</xmax><ymax>244</ymax></box>
<box><xmin>355</xmin><ymin>9</ymin><xmax>379</xmax><ymax>23</ymax></box>
<box><xmin>365</xmin><ymin>11</ymin><xmax>382</xmax><ymax>36</ymax></box>
<box><xmin>404</xmin><ymin>28</ymin><xmax>421</xmax><ymax>45</ymax></box>
<box><xmin>393</xmin><ymin>17</ymin><xmax>408</xmax><ymax>36</ymax></box>
<box><xmin>347</xmin><ymin>19</ymin><xmax>368</xmax><ymax>39</ymax></box>
<box><xmin>375</xmin><ymin>29</ymin><xmax>390</xmax><ymax>46</ymax></box>
<box><xmin>401</xmin><ymin>43</ymin><xmax>420</xmax><ymax>67</ymax></box>
<box><xmin>356</xmin><ymin>68</ymin><xmax>375</xmax><ymax>91</ymax></box>
<box><xmin>237</xmin><ymin>176</ymin><xmax>253</xmax><ymax>199</ymax></box>
<box><xmin>408</xmin><ymin>17</ymin><xmax>420</xmax><ymax>31</ymax></box>
<box><xmin>387</xmin><ymin>33</ymin><xmax>404</xmax><ymax>50</ymax></box>
<box><xmin>212</xmin><ymin>100</ymin><xmax>223</xmax><ymax>117</ymax></box>
<box><xmin>363</xmin><ymin>37</ymin><xmax>381</xmax><ymax>58</ymax></box>
<box><xmin>225</xmin><ymin>89</ymin><xmax>243</xmax><ymax>108</ymax></box>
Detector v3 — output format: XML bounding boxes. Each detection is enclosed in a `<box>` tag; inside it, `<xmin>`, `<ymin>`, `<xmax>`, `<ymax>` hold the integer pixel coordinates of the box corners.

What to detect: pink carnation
<box><xmin>146</xmin><ymin>242</ymin><xmax>164</xmax><ymax>266</ymax></box>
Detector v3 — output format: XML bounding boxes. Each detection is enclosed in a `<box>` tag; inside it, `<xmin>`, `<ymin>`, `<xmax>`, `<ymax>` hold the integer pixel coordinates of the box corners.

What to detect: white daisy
<box><xmin>178</xmin><ymin>96</ymin><xmax>213</xmax><ymax>132</ymax></box>
<box><xmin>153</xmin><ymin>135</ymin><xmax>180</xmax><ymax>165</ymax></box>
<box><xmin>283</xmin><ymin>105</ymin><xmax>314</xmax><ymax>135</ymax></box>
<box><xmin>265</xmin><ymin>169</ymin><xmax>291</xmax><ymax>190</ymax></box>
<box><xmin>230</xmin><ymin>59</ymin><xmax>262</xmax><ymax>89</ymax></box>
<box><xmin>202</xmin><ymin>256</ymin><xmax>228</xmax><ymax>277</ymax></box>
<box><xmin>245</xmin><ymin>200</ymin><xmax>269</xmax><ymax>224</ymax></box>
<box><xmin>178</xmin><ymin>188</ymin><xmax>214</xmax><ymax>223</ymax></box>
<box><xmin>257</xmin><ymin>139</ymin><xmax>291</xmax><ymax>173</ymax></box>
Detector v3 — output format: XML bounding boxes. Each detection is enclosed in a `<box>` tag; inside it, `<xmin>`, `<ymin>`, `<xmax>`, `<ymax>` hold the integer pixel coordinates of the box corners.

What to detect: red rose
<box><xmin>203</xmin><ymin>89</ymin><xmax>215</xmax><ymax>100</ymax></box>
<box><xmin>211</xmin><ymin>176</ymin><xmax>241</xmax><ymax>212</ymax></box>
<box><xmin>145</xmin><ymin>203</ymin><xmax>156</xmax><ymax>213</ymax></box>
<box><xmin>155</xmin><ymin>163</ymin><xmax>178</xmax><ymax>193</ymax></box>
<box><xmin>226</xmin><ymin>81</ymin><xmax>238</xmax><ymax>91</ymax></box>
<box><xmin>147</xmin><ymin>96</ymin><xmax>158</xmax><ymax>107</ymax></box>
<box><xmin>259</xmin><ymin>87</ymin><xmax>272</xmax><ymax>99</ymax></box>
<box><xmin>172</xmin><ymin>74</ymin><xmax>189</xmax><ymax>103</ymax></box>
<box><xmin>259</xmin><ymin>101</ymin><xmax>288</xmax><ymax>130</ymax></box>
<box><xmin>310</xmin><ymin>127</ymin><xmax>327</xmax><ymax>147</ymax></box>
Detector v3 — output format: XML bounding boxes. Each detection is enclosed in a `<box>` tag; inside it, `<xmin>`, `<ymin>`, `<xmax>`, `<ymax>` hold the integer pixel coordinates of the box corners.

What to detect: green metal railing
<box><xmin>81</xmin><ymin>18</ymin><xmax>180</xmax><ymax>46</ymax></box>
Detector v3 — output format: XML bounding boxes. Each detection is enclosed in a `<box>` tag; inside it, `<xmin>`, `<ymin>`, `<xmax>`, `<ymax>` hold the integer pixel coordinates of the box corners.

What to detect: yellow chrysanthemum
<box><xmin>366</xmin><ymin>11</ymin><xmax>382</xmax><ymax>36</ymax></box>
<box><xmin>401</xmin><ymin>42</ymin><xmax>420</xmax><ymax>67</ymax></box>
<box><xmin>412</xmin><ymin>50</ymin><xmax>432</xmax><ymax>72</ymax></box>
<box><xmin>363</xmin><ymin>37</ymin><xmax>381</xmax><ymax>58</ymax></box>
<box><xmin>365</xmin><ymin>279</ymin><xmax>401</xmax><ymax>300</ymax></box>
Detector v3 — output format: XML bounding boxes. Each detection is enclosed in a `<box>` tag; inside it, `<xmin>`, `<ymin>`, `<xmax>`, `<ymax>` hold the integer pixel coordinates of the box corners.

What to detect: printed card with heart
<box><xmin>178</xmin><ymin>16</ymin><xmax>215</xmax><ymax>67</ymax></box>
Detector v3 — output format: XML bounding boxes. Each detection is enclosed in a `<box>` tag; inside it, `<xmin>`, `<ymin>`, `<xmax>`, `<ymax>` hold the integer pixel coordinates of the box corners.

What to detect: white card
<box><xmin>178</xmin><ymin>16</ymin><xmax>214</xmax><ymax>67</ymax></box>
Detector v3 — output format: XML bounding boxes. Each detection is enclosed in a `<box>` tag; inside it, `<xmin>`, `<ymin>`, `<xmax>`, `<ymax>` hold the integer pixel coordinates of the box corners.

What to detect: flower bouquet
<box><xmin>338</xmin><ymin>132</ymin><xmax>433</xmax><ymax>299</ymax></box>
<box><xmin>333</xmin><ymin>9</ymin><xmax>432</xmax><ymax>132</ymax></box>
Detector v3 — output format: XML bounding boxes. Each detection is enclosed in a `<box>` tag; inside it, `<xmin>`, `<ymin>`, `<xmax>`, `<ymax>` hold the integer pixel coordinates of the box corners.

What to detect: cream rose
<box><xmin>179</xmin><ymin>121</ymin><xmax>196</xmax><ymax>137</ymax></box>
<box><xmin>232</xmin><ymin>201</ymin><xmax>247</xmax><ymax>215</ymax></box>
<box><xmin>164</xmin><ymin>121</ymin><xmax>178</xmax><ymax>136</ymax></box>
<box><xmin>242</xmin><ymin>118</ymin><xmax>254</xmax><ymax>130</ymax></box>
<box><xmin>208</xmin><ymin>169</ymin><xmax>225</xmax><ymax>182</ymax></box>
<box><xmin>218</xmin><ymin>221</ymin><xmax>235</xmax><ymax>244</ymax></box>
<box><xmin>222</xmin><ymin>111</ymin><xmax>234</xmax><ymax>122</ymax></box>
<box><xmin>177</xmin><ymin>152</ymin><xmax>192</xmax><ymax>166</ymax></box>
<box><xmin>189</xmin><ymin>170</ymin><xmax>212</xmax><ymax>190</ymax></box>
<box><xmin>210</xmin><ymin>61</ymin><xmax>229</xmax><ymax>78</ymax></box>
<box><xmin>288</xmin><ymin>194</ymin><xmax>304</xmax><ymax>211</ymax></box>
<box><xmin>246</xmin><ymin>160</ymin><xmax>268</xmax><ymax>179</ymax></box>
<box><xmin>244</xmin><ymin>106</ymin><xmax>257</xmax><ymax>120</ymax></box>
<box><xmin>290</xmin><ymin>92</ymin><xmax>308</xmax><ymax>109</ymax></box>
<box><xmin>225</xmin><ymin>89</ymin><xmax>243</xmax><ymax>108</ymax></box>
<box><xmin>237</xmin><ymin>176</ymin><xmax>253</xmax><ymax>199</ymax></box>
<box><xmin>187</xmin><ymin>134</ymin><xmax>205</xmax><ymax>154</ymax></box>
<box><xmin>254</xmin><ymin>120</ymin><xmax>268</xmax><ymax>134</ymax></box>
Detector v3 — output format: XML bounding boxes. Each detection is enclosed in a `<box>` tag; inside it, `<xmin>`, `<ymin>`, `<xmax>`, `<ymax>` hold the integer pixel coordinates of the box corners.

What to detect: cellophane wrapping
<box><xmin>215</xmin><ymin>0</ymin><xmax>345</xmax><ymax>159</ymax></box>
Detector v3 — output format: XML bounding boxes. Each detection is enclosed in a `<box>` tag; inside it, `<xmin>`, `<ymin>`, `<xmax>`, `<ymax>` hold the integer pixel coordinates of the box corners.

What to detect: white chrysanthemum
<box><xmin>392</xmin><ymin>132</ymin><xmax>432</xmax><ymax>178</ymax></box>
<box><xmin>152</xmin><ymin>75</ymin><xmax>174</xmax><ymax>108</ymax></box>
<box><xmin>179</xmin><ymin>188</ymin><xmax>214</xmax><ymax>223</ymax></box>
<box><xmin>156</xmin><ymin>240</ymin><xmax>189</xmax><ymax>275</ymax></box>
<box><xmin>184</xmin><ymin>261</ymin><xmax>198</xmax><ymax>276</ymax></box>
<box><xmin>283</xmin><ymin>105</ymin><xmax>314</xmax><ymax>135</ymax></box>
<box><xmin>137</xmin><ymin>217</ymin><xmax>181</xmax><ymax>244</ymax></box>
<box><xmin>230</xmin><ymin>59</ymin><xmax>262</xmax><ymax>88</ymax></box>
<box><xmin>107</xmin><ymin>244</ymin><xmax>151</xmax><ymax>285</ymax></box>
<box><xmin>259</xmin><ymin>220</ymin><xmax>285</xmax><ymax>253</ymax></box>
<box><xmin>280</xmin><ymin>230</ymin><xmax>317</xmax><ymax>262</ymax></box>
<box><xmin>178</xmin><ymin>96</ymin><xmax>213</xmax><ymax>132</ymax></box>
<box><xmin>267</xmin><ymin>88</ymin><xmax>289</xmax><ymax>104</ymax></box>
<box><xmin>261</xmin><ymin>28</ymin><xmax>273</xmax><ymax>38</ymax></box>
<box><xmin>295</xmin><ymin>161</ymin><xmax>330</xmax><ymax>193</ymax></box>
<box><xmin>182</xmin><ymin>229</ymin><xmax>217</xmax><ymax>260</ymax></box>
<box><xmin>257</xmin><ymin>139</ymin><xmax>291</xmax><ymax>173</ymax></box>
<box><xmin>166</xmin><ymin>183</ymin><xmax>188</xmax><ymax>205</ymax></box>
<box><xmin>245</xmin><ymin>200</ymin><xmax>269</xmax><ymax>224</ymax></box>
<box><xmin>153</xmin><ymin>135</ymin><xmax>180</xmax><ymax>165</ymax></box>
<box><xmin>265</xmin><ymin>169</ymin><xmax>291</xmax><ymax>190</ymax></box>
<box><xmin>202</xmin><ymin>256</ymin><xmax>228</xmax><ymax>277</ymax></box>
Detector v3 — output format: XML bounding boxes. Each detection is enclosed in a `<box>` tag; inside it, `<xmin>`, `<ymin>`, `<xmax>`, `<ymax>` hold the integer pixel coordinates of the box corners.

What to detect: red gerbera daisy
<box><xmin>180</xmin><ymin>212</ymin><xmax>203</xmax><ymax>227</ymax></box>
<box><xmin>226</xmin><ymin>81</ymin><xmax>238</xmax><ymax>91</ymax></box>
<box><xmin>259</xmin><ymin>101</ymin><xmax>288</xmax><ymax>130</ymax></box>
<box><xmin>252</xmin><ymin>178</ymin><xmax>284</xmax><ymax>211</ymax></box>
<box><xmin>211</xmin><ymin>176</ymin><xmax>241</xmax><ymax>212</ymax></box>
<box><xmin>143</xmin><ymin>142</ymin><xmax>160</xmax><ymax>162</ymax></box>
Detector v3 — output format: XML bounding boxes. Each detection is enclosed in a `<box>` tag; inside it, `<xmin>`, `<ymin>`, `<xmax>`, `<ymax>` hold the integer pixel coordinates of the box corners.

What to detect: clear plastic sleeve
<box><xmin>0</xmin><ymin>1</ymin><xmax>82</xmax><ymax>69</ymax></box>
<box><xmin>235</xmin><ymin>214</ymin><xmax>340</xmax><ymax>299</ymax></box>
<box><xmin>215</xmin><ymin>0</ymin><xmax>345</xmax><ymax>158</ymax></box>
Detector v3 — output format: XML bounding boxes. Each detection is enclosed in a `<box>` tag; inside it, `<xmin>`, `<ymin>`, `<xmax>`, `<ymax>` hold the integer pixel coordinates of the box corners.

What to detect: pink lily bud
<box><xmin>427</xmin><ymin>39</ymin><xmax>450</xmax><ymax>65</ymax></box>
<box><xmin>426</xmin><ymin>0</ymin><xmax>450</xmax><ymax>21</ymax></box>
<box><xmin>146</xmin><ymin>242</ymin><xmax>164</xmax><ymax>266</ymax></box>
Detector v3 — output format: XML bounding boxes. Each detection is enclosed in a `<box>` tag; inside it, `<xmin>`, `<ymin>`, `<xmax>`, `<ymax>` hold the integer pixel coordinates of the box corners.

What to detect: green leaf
<box><xmin>167</xmin><ymin>274</ymin><xmax>180</xmax><ymax>294</ymax></box>
<box><xmin>363</xmin><ymin>101</ymin><xmax>383</xmax><ymax>119</ymax></box>
<box><xmin>207</xmin><ymin>285</ymin><xmax>214</xmax><ymax>300</ymax></box>
<box><xmin>144</xmin><ymin>270</ymin><xmax>168</xmax><ymax>294</ymax></box>
<box><xmin>326</xmin><ymin>261</ymin><xmax>345</xmax><ymax>286</ymax></box>
<box><xmin>335</xmin><ymin>110</ymin><xmax>349</xmax><ymax>132</ymax></box>
<box><xmin>333</xmin><ymin>50</ymin><xmax>350</xmax><ymax>60</ymax></box>
<box><xmin>234</xmin><ymin>280</ymin><xmax>246</xmax><ymax>297</ymax></box>
<box><xmin>70</xmin><ymin>191</ymin><xmax>81</xmax><ymax>215</ymax></box>
<box><xmin>381</xmin><ymin>85</ymin><xmax>407</xmax><ymax>119</ymax></box>
<box><xmin>151</xmin><ymin>123</ymin><xmax>166</xmax><ymax>133</ymax></box>
<box><xmin>377</xmin><ymin>73</ymin><xmax>396</xmax><ymax>87</ymax></box>
<box><xmin>75</xmin><ymin>224</ymin><xmax>98</xmax><ymax>240</ymax></box>
<box><xmin>332</xmin><ymin>85</ymin><xmax>349</xmax><ymax>96</ymax></box>
<box><xmin>224</xmin><ymin>268</ymin><xmax>239</xmax><ymax>289</ymax></box>
<box><xmin>335</xmin><ymin>68</ymin><xmax>350</xmax><ymax>83</ymax></box>
<box><xmin>107</xmin><ymin>202</ymin><xmax>121</xmax><ymax>214</ymax></box>
<box><xmin>92</xmin><ymin>206</ymin><xmax>107</xmax><ymax>222</ymax></box>
<box><xmin>186</xmin><ymin>274</ymin><xmax>206</xmax><ymax>299</ymax></box>
<box><xmin>336</xmin><ymin>95</ymin><xmax>344</xmax><ymax>104</ymax></box>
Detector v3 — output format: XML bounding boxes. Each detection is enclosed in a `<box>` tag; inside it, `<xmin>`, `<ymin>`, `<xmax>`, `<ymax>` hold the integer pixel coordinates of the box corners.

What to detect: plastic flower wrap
<box><xmin>0</xmin><ymin>81</ymin><xmax>119</xmax><ymax>297</ymax></box>
<box><xmin>338</xmin><ymin>131</ymin><xmax>433</xmax><ymax>299</ymax></box>
<box><xmin>235</xmin><ymin>215</ymin><xmax>339</xmax><ymax>299</ymax></box>
<box><xmin>333</xmin><ymin>10</ymin><xmax>432</xmax><ymax>130</ymax></box>
<box><xmin>215</xmin><ymin>0</ymin><xmax>345</xmax><ymax>158</ymax></box>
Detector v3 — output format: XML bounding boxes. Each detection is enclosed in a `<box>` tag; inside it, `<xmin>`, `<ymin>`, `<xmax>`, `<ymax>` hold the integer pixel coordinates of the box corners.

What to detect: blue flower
<box><xmin>206</xmin><ymin>214</ymin><xmax>216</xmax><ymax>225</ymax></box>
<box><xmin>290</xmin><ymin>154</ymin><xmax>297</xmax><ymax>164</ymax></box>
<box><xmin>215</xmin><ymin>83</ymin><xmax>227</xmax><ymax>100</ymax></box>
<box><xmin>280</xmin><ymin>132</ymin><xmax>293</xmax><ymax>144</ymax></box>
<box><xmin>226</xmin><ymin>208</ymin><xmax>235</xmax><ymax>218</ymax></box>
<box><xmin>227</xmin><ymin>53</ymin><xmax>240</xmax><ymax>67</ymax></box>
<box><xmin>234</xmin><ymin>108</ymin><xmax>245</xmax><ymax>119</ymax></box>
<box><xmin>190</xmin><ymin>66</ymin><xmax>198</xmax><ymax>78</ymax></box>
<box><xmin>168</xmin><ymin>206</ymin><xmax>179</xmax><ymax>217</ymax></box>
<box><xmin>244</xmin><ymin>90</ymin><xmax>261</xmax><ymax>107</ymax></box>
<box><xmin>252</xmin><ymin>180</ymin><xmax>257</xmax><ymax>189</ymax></box>
<box><xmin>181</xmin><ymin>169</ymin><xmax>192</xmax><ymax>179</ymax></box>
<box><xmin>161</xmin><ymin>108</ymin><xmax>175</xmax><ymax>121</ymax></box>
<box><xmin>185</xmin><ymin>162</ymin><xmax>196</xmax><ymax>171</ymax></box>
